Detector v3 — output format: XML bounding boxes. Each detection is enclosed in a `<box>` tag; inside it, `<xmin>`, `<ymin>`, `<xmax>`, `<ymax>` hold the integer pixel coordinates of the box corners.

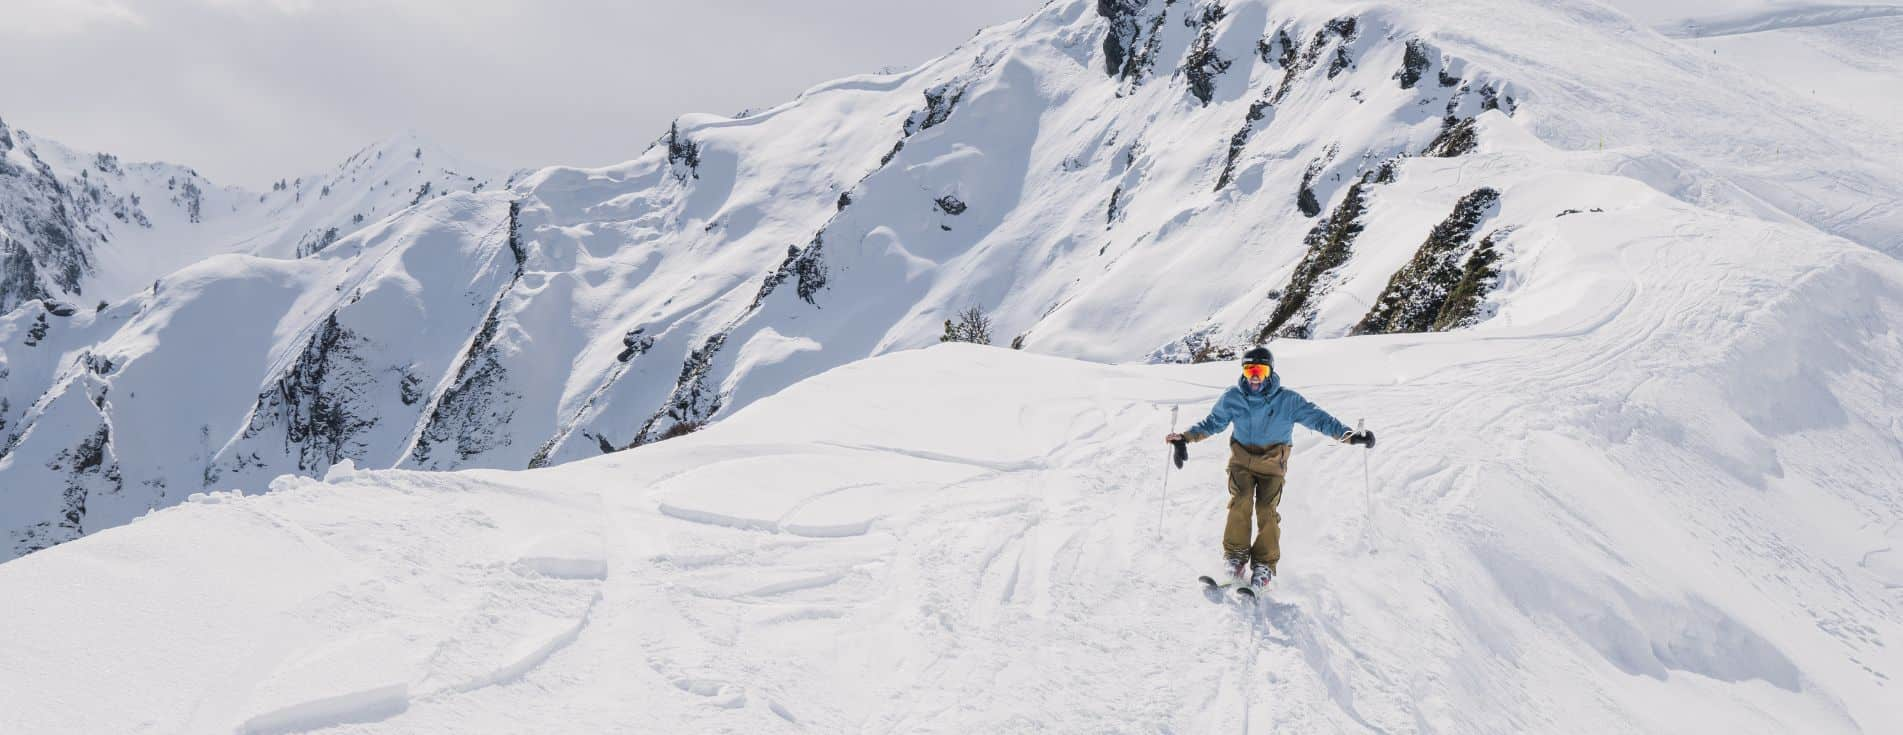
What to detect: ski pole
<box><xmin>1359</xmin><ymin>418</ymin><xmax>1376</xmax><ymax>554</ymax></box>
<box><xmin>1157</xmin><ymin>405</ymin><xmax>1178</xmax><ymax>540</ymax></box>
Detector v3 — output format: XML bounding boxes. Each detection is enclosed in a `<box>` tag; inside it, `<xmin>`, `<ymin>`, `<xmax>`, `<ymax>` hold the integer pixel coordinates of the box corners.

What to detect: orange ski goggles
<box><xmin>1242</xmin><ymin>363</ymin><xmax>1271</xmax><ymax>379</ymax></box>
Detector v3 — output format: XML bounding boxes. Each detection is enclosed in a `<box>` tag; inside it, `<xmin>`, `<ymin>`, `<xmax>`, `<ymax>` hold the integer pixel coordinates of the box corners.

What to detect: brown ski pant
<box><xmin>1224</xmin><ymin>441</ymin><xmax>1289</xmax><ymax>571</ymax></box>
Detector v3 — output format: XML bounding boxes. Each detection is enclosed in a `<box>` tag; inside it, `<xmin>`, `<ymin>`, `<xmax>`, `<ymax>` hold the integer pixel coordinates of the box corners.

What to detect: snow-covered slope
<box><xmin>0</xmin><ymin>116</ymin><xmax>506</xmax><ymax>313</ymax></box>
<box><xmin>1597</xmin><ymin>0</ymin><xmax>1903</xmax><ymax>134</ymax></box>
<box><xmin>3</xmin><ymin>206</ymin><xmax>1900</xmax><ymax>733</ymax></box>
<box><xmin>2</xmin><ymin>0</ymin><xmax>1900</xmax><ymax>566</ymax></box>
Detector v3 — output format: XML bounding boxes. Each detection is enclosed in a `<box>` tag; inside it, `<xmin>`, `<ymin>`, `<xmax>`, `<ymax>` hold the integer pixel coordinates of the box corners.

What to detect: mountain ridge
<box><xmin>1</xmin><ymin>0</ymin><xmax>1898</xmax><ymax>561</ymax></box>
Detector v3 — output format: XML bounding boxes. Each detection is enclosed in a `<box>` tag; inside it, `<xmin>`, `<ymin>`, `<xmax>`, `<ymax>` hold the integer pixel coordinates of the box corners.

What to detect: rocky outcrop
<box><xmin>1104</xmin><ymin>0</ymin><xmax>1176</xmax><ymax>87</ymax></box>
<box><xmin>1399</xmin><ymin>40</ymin><xmax>1431</xmax><ymax>89</ymax></box>
<box><xmin>0</xmin><ymin>124</ymin><xmax>97</xmax><ymax>313</ymax></box>
<box><xmin>1352</xmin><ymin>188</ymin><xmax>1503</xmax><ymax>334</ymax></box>
<box><xmin>234</xmin><ymin>314</ymin><xmax>379</xmax><ymax>474</ymax></box>
<box><xmin>1431</xmin><ymin>227</ymin><xmax>1513</xmax><ymax>331</ymax></box>
<box><xmin>1182</xmin><ymin>3</ymin><xmax>1232</xmax><ymax>106</ymax></box>
<box><xmin>1424</xmin><ymin>116</ymin><xmax>1480</xmax><ymax>157</ymax></box>
<box><xmin>1297</xmin><ymin>145</ymin><xmax>1338</xmax><ymax>217</ymax></box>
<box><xmin>1260</xmin><ymin>170</ymin><xmax>1384</xmax><ymax>339</ymax></box>
<box><xmin>1215</xmin><ymin>99</ymin><xmax>1271</xmax><ymax>191</ymax></box>
<box><xmin>1096</xmin><ymin>0</ymin><xmax>1148</xmax><ymax>77</ymax></box>
<box><xmin>408</xmin><ymin>201</ymin><xmax>527</xmax><ymax>468</ymax></box>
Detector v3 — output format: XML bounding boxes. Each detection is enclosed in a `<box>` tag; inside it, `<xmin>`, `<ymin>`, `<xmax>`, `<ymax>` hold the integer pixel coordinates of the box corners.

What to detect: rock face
<box><xmin>4</xmin><ymin>0</ymin><xmax>1892</xmax><ymax>560</ymax></box>
<box><xmin>1260</xmin><ymin>171</ymin><xmax>1383</xmax><ymax>340</ymax></box>
<box><xmin>0</xmin><ymin>117</ymin><xmax>97</xmax><ymax>314</ymax></box>
<box><xmin>1352</xmin><ymin>187</ymin><xmax>1503</xmax><ymax>335</ymax></box>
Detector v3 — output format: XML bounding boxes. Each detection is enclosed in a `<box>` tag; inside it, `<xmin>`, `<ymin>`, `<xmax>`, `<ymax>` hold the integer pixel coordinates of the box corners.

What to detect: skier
<box><xmin>1166</xmin><ymin>346</ymin><xmax>1374</xmax><ymax>593</ymax></box>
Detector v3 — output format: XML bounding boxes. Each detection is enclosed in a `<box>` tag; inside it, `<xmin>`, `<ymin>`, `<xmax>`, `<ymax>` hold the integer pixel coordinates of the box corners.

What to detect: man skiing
<box><xmin>1167</xmin><ymin>346</ymin><xmax>1374</xmax><ymax>593</ymax></box>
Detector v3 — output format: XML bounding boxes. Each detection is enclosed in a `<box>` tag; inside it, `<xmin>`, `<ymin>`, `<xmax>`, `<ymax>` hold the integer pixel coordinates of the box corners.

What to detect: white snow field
<box><xmin>4</xmin><ymin>215</ymin><xmax>1903</xmax><ymax>733</ymax></box>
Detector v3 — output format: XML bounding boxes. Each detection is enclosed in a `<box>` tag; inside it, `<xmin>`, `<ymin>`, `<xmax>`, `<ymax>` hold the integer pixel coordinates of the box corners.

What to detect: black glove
<box><xmin>1171</xmin><ymin>438</ymin><xmax>1189</xmax><ymax>468</ymax></box>
<box><xmin>1346</xmin><ymin>429</ymin><xmax>1376</xmax><ymax>448</ymax></box>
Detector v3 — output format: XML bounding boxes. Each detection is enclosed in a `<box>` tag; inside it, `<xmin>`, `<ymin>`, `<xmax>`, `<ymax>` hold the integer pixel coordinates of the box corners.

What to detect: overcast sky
<box><xmin>1</xmin><ymin>0</ymin><xmax>1044</xmax><ymax>189</ymax></box>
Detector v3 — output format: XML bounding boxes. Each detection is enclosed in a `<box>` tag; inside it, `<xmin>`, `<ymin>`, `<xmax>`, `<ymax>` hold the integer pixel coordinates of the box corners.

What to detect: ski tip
<box><xmin>1236</xmin><ymin>587</ymin><xmax>1258</xmax><ymax>599</ymax></box>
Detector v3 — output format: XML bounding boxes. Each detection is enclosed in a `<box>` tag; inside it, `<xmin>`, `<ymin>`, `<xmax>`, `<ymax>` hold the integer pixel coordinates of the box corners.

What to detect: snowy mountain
<box><xmin>1</xmin><ymin>0</ymin><xmax>1900</xmax><ymax>730</ymax></box>
<box><xmin>3</xmin><ymin>0</ymin><xmax>1899</xmax><ymax>562</ymax></box>
<box><xmin>0</xmin><ymin>117</ymin><xmax>507</xmax><ymax>313</ymax></box>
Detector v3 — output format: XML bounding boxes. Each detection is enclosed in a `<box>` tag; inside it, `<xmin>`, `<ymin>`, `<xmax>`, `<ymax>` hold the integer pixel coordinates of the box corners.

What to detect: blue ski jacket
<box><xmin>1183</xmin><ymin>373</ymin><xmax>1350</xmax><ymax>447</ymax></box>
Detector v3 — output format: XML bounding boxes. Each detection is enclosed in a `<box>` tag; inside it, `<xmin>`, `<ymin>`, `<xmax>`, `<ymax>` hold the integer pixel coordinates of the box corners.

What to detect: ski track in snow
<box><xmin>1655</xmin><ymin>3</ymin><xmax>1903</xmax><ymax>37</ymax></box>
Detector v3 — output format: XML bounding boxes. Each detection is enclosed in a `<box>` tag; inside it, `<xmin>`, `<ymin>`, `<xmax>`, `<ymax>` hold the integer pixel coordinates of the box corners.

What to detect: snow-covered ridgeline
<box><xmin>0</xmin><ymin>118</ymin><xmax>507</xmax><ymax>314</ymax></box>
<box><xmin>2</xmin><ymin>0</ymin><xmax>1899</xmax><ymax>564</ymax></box>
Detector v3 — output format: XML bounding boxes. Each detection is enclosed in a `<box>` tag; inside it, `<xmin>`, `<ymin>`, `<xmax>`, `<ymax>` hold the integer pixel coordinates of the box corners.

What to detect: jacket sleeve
<box><xmin>1287</xmin><ymin>390</ymin><xmax>1351</xmax><ymax>440</ymax></box>
<box><xmin>1182</xmin><ymin>392</ymin><xmax>1233</xmax><ymax>442</ymax></box>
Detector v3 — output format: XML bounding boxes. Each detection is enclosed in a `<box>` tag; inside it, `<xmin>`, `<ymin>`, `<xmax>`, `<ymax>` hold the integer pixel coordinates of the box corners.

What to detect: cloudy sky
<box><xmin>1</xmin><ymin>0</ymin><xmax>1044</xmax><ymax>189</ymax></box>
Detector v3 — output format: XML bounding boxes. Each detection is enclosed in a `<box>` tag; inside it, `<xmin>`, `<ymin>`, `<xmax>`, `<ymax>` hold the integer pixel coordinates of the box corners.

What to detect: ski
<box><xmin>1198</xmin><ymin>574</ymin><xmax>1238</xmax><ymax>603</ymax></box>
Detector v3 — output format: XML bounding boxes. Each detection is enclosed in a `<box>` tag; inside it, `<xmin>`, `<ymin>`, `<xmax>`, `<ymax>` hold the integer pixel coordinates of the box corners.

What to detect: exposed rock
<box><xmin>177</xmin><ymin>179</ymin><xmax>202</xmax><ymax>223</ymax></box>
<box><xmin>905</xmin><ymin>82</ymin><xmax>968</xmax><ymax>135</ymax></box>
<box><xmin>1116</xmin><ymin>1</ymin><xmax>1175</xmax><ymax>86</ymax></box>
<box><xmin>637</xmin><ymin>331</ymin><xmax>729</xmax><ymax>445</ymax></box>
<box><xmin>1215</xmin><ymin>97</ymin><xmax>1272</xmax><ymax>191</ymax></box>
<box><xmin>1352</xmin><ymin>187</ymin><xmax>1502</xmax><ymax>334</ymax></box>
<box><xmin>1148</xmin><ymin>326</ymin><xmax>1239</xmax><ymax>364</ymax></box>
<box><xmin>1371</xmin><ymin>155</ymin><xmax>1404</xmax><ymax>184</ymax></box>
<box><xmin>1260</xmin><ymin>170</ymin><xmax>1382</xmax><ymax>339</ymax></box>
<box><xmin>398</xmin><ymin>368</ymin><xmax>425</xmax><ymax>405</ymax></box>
<box><xmin>23</xmin><ymin>312</ymin><xmax>48</xmax><ymax>346</ymax></box>
<box><xmin>1432</xmin><ymin>227</ymin><xmax>1514</xmax><ymax>331</ymax></box>
<box><xmin>1182</xmin><ymin>3</ymin><xmax>1232</xmax><ymax>106</ymax></box>
<box><xmin>1399</xmin><ymin>39</ymin><xmax>1430</xmax><ymax>89</ymax></box>
<box><xmin>1096</xmin><ymin>0</ymin><xmax>1147</xmax><ymax>77</ymax></box>
<box><xmin>408</xmin><ymin>202</ymin><xmax>528</xmax><ymax>467</ymax></box>
<box><xmin>1296</xmin><ymin>145</ymin><xmax>1338</xmax><ymax>217</ymax></box>
<box><xmin>752</xmin><ymin>237</ymin><xmax>830</xmax><ymax>310</ymax></box>
<box><xmin>1325</xmin><ymin>17</ymin><xmax>1359</xmax><ymax>79</ymax></box>
<box><xmin>409</xmin><ymin>305</ymin><xmax>518</xmax><ymax>466</ymax></box>
<box><xmin>617</xmin><ymin>327</ymin><xmax>654</xmax><ymax>362</ymax></box>
<box><xmin>27</xmin><ymin>423</ymin><xmax>122</xmax><ymax>555</ymax></box>
<box><xmin>1424</xmin><ymin>115</ymin><xmax>1479</xmax><ymax>157</ymax></box>
<box><xmin>934</xmin><ymin>195</ymin><xmax>968</xmax><ymax>215</ymax></box>
<box><xmin>238</xmin><ymin>313</ymin><xmax>379</xmax><ymax>473</ymax></box>
<box><xmin>0</xmin><ymin>238</ymin><xmax>52</xmax><ymax>313</ymax></box>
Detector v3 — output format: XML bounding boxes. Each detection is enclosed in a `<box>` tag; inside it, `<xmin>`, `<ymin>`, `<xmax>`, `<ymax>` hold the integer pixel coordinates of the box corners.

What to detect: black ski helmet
<box><xmin>1241</xmin><ymin>345</ymin><xmax>1273</xmax><ymax>368</ymax></box>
